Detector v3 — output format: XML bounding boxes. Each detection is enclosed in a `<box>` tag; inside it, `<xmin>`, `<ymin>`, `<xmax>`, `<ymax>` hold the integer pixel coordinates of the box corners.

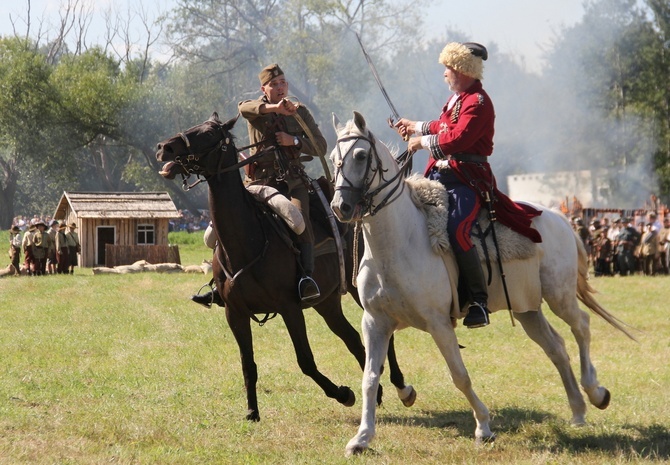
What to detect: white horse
<box><xmin>329</xmin><ymin>111</ymin><xmax>634</xmax><ymax>456</ymax></box>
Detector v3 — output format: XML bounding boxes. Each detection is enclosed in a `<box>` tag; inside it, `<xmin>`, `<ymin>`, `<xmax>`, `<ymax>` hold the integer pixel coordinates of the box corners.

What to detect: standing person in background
<box><xmin>46</xmin><ymin>220</ymin><xmax>59</xmax><ymax>274</ymax></box>
<box><xmin>658</xmin><ymin>217</ymin><xmax>670</xmax><ymax>275</ymax></box>
<box><xmin>40</xmin><ymin>222</ymin><xmax>55</xmax><ymax>275</ymax></box>
<box><xmin>55</xmin><ymin>222</ymin><xmax>70</xmax><ymax>274</ymax></box>
<box><xmin>65</xmin><ymin>222</ymin><xmax>80</xmax><ymax>274</ymax></box>
<box><xmin>394</xmin><ymin>41</ymin><xmax>542</xmax><ymax>329</ymax></box>
<box><xmin>31</xmin><ymin>221</ymin><xmax>48</xmax><ymax>276</ymax></box>
<box><xmin>634</xmin><ymin>221</ymin><xmax>646</xmax><ymax>274</ymax></box>
<box><xmin>593</xmin><ymin>226</ymin><xmax>612</xmax><ymax>277</ymax></box>
<box><xmin>615</xmin><ymin>218</ymin><xmax>641</xmax><ymax>276</ymax></box>
<box><xmin>640</xmin><ymin>223</ymin><xmax>659</xmax><ymax>276</ymax></box>
<box><xmin>22</xmin><ymin>223</ymin><xmax>36</xmax><ymax>276</ymax></box>
<box><xmin>9</xmin><ymin>225</ymin><xmax>22</xmax><ymax>275</ymax></box>
<box><xmin>607</xmin><ymin>217</ymin><xmax>623</xmax><ymax>275</ymax></box>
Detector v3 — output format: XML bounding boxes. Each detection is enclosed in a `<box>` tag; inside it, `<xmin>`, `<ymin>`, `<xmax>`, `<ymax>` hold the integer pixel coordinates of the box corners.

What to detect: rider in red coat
<box><xmin>396</xmin><ymin>42</ymin><xmax>541</xmax><ymax>329</ymax></box>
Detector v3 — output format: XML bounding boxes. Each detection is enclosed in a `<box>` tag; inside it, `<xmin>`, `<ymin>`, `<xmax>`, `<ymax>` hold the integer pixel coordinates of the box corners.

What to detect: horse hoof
<box><xmin>401</xmin><ymin>385</ymin><xmax>416</xmax><ymax>407</ymax></box>
<box><xmin>345</xmin><ymin>444</ymin><xmax>368</xmax><ymax>457</ymax></box>
<box><xmin>337</xmin><ymin>386</ymin><xmax>356</xmax><ymax>407</ymax></box>
<box><xmin>475</xmin><ymin>433</ymin><xmax>496</xmax><ymax>446</ymax></box>
<box><xmin>596</xmin><ymin>388</ymin><xmax>611</xmax><ymax>410</ymax></box>
<box><xmin>246</xmin><ymin>410</ymin><xmax>260</xmax><ymax>422</ymax></box>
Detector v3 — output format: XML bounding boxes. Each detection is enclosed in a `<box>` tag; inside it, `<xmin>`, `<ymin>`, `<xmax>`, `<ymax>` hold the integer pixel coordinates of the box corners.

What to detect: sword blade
<box><xmin>355</xmin><ymin>33</ymin><xmax>401</xmax><ymax>121</ymax></box>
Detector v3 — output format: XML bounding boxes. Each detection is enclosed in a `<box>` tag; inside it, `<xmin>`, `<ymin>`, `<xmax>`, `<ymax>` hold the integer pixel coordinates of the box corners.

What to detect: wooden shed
<box><xmin>53</xmin><ymin>192</ymin><xmax>181</xmax><ymax>267</ymax></box>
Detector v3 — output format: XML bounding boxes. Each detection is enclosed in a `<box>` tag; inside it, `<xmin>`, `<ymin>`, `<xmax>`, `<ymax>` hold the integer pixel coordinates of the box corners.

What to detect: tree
<box><xmin>537</xmin><ymin>0</ymin><xmax>664</xmax><ymax>207</ymax></box>
<box><xmin>0</xmin><ymin>37</ymin><xmax>57</xmax><ymax>227</ymax></box>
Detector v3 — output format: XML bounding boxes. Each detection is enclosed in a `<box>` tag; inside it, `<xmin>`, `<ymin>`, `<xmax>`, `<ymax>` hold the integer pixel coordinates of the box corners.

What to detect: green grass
<box><xmin>168</xmin><ymin>230</ymin><xmax>212</xmax><ymax>266</ymax></box>
<box><xmin>0</xmin><ymin>253</ymin><xmax>668</xmax><ymax>464</ymax></box>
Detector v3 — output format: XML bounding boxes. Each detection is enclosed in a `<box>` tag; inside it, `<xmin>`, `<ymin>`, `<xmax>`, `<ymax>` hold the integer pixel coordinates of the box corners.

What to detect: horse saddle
<box><xmin>406</xmin><ymin>174</ymin><xmax>537</xmax><ymax>263</ymax></box>
<box><xmin>247</xmin><ymin>185</ymin><xmax>305</xmax><ymax>235</ymax></box>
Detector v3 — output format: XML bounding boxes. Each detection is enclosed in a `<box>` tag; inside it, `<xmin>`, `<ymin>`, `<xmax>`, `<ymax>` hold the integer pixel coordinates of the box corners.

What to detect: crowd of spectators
<box><xmin>6</xmin><ymin>215</ymin><xmax>80</xmax><ymax>276</ymax></box>
<box><xmin>169</xmin><ymin>209</ymin><xmax>210</xmax><ymax>233</ymax></box>
<box><xmin>573</xmin><ymin>210</ymin><xmax>670</xmax><ymax>277</ymax></box>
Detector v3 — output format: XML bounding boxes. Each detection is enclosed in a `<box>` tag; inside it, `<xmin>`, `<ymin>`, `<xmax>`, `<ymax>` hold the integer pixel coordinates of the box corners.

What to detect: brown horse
<box><xmin>155</xmin><ymin>112</ymin><xmax>415</xmax><ymax>421</ymax></box>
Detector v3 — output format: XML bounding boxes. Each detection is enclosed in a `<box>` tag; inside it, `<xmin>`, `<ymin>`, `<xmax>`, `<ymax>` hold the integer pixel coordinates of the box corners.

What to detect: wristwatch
<box><xmin>293</xmin><ymin>136</ymin><xmax>300</xmax><ymax>146</ymax></box>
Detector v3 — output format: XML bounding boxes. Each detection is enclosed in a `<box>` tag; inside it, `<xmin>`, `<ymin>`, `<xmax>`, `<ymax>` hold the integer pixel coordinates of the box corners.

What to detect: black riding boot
<box><xmin>191</xmin><ymin>286</ymin><xmax>225</xmax><ymax>308</ymax></box>
<box><xmin>455</xmin><ymin>248</ymin><xmax>490</xmax><ymax>328</ymax></box>
<box><xmin>297</xmin><ymin>242</ymin><xmax>320</xmax><ymax>301</ymax></box>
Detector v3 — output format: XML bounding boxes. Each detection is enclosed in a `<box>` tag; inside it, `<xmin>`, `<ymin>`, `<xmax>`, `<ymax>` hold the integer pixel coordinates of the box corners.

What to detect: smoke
<box><xmin>351</xmin><ymin>13</ymin><xmax>660</xmax><ymax>211</ymax></box>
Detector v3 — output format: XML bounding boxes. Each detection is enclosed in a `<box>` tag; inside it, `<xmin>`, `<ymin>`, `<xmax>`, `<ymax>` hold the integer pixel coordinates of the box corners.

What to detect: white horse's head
<box><xmin>330</xmin><ymin>111</ymin><xmax>402</xmax><ymax>222</ymax></box>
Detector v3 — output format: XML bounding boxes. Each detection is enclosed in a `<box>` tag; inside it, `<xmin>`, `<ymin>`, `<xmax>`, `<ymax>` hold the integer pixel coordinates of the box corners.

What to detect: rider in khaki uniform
<box><xmin>239</xmin><ymin>63</ymin><xmax>327</xmax><ymax>301</ymax></box>
<box><xmin>192</xmin><ymin>63</ymin><xmax>327</xmax><ymax>308</ymax></box>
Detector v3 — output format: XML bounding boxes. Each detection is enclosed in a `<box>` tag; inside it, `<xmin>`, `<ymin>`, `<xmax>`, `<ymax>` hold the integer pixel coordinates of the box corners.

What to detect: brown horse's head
<box><xmin>156</xmin><ymin>112</ymin><xmax>238</xmax><ymax>179</ymax></box>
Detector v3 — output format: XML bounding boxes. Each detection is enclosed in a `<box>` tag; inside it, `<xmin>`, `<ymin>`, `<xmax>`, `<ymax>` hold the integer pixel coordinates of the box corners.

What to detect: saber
<box><xmin>355</xmin><ymin>33</ymin><xmax>404</xmax><ymax>131</ymax></box>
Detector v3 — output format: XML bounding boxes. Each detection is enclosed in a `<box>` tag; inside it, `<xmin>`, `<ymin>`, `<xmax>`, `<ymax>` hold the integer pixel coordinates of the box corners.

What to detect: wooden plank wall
<box><xmin>105</xmin><ymin>245</ymin><xmax>181</xmax><ymax>267</ymax></box>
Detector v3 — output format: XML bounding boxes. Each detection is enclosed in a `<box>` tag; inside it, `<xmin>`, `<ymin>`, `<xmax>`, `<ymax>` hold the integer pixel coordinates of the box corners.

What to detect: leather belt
<box><xmin>451</xmin><ymin>153</ymin><xmax>488</xmax><ymax>163</ymax></box>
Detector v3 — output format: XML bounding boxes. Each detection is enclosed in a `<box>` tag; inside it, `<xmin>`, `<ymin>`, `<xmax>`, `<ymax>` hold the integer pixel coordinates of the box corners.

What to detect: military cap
<box><xmin>258</xmin><ymin>63</ymin><xmax>284</xmax><ymax>85</ymax></box>
<box><xmin>10</xmin><ymin>225</ymin><xmax>20</xmax><ymax>233</ymax></box>
<box><xmin>68</xmin><ymin>222</ymin><xmax>77</xmax><ymax>229</ymax></box>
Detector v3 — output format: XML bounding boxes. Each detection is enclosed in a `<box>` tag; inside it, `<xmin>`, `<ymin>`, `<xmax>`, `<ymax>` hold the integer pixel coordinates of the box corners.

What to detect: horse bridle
<box><xmin>172</xmin><ymin>121</ymin><xmax>270</xmax><ymax>190</ymax></box>
<box><xmin>332</xmin><ymin>131</ymin><xmax>412</xmax><ymax>217</ymax></box>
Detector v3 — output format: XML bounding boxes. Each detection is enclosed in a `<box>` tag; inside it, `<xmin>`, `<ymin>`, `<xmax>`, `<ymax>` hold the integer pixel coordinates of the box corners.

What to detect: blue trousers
<box><xmin>428</xmin><ymin>167</ymin><xmax>481</xmax><ymax>254</ymax></box>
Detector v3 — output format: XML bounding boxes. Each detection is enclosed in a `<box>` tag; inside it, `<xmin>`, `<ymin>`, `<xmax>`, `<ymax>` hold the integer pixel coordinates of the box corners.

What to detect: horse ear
<box><xmin>332</xmin><ymin>113</ymin><xmax>341</xmax><ymax>131</ymax></box>
<box><xmin>222</xmin><ymin>113</ymin><xmax>240</xmax><ymax>131</ymax></box>
<box><xmin>353</xmin><ymin>111</ymin><xmax>367</xmax><ymax>131</ymax></box>
<box><xmin>210</xmin><ymin>112</ymin><xmax>221</xmax><ymax>123</ymax></box>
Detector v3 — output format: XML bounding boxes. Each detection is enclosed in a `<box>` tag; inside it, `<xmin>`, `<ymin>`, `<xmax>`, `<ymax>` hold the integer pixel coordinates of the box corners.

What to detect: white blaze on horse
<box><xmin>329</xmin><ymin>111</ymin><xmax>634</xmax><ymax>456</ymax></box>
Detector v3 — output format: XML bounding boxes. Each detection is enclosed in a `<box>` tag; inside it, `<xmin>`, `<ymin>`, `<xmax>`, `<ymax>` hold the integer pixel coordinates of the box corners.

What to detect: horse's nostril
<box><xmin>340</xmin><ymin>204</ymin><xmax>352</xmax><ymax>214</ymax></box>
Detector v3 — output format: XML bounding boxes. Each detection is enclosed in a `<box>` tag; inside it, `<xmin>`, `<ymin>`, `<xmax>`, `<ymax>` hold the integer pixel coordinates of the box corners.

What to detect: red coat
<box><xmin>422</xmin><ymin>81</ymin><xmax>542</xmax><ymax>243</ymax></box>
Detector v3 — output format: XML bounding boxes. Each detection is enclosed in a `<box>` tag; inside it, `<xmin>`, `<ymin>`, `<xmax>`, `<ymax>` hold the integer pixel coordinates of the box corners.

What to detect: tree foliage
<box><xmin>2</xmin><ymin>0</ymin><xmax>670</xmax><ymax>225</ymax></box>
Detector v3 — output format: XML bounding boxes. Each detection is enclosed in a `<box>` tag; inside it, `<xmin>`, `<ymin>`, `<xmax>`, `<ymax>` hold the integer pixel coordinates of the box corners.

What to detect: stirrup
<box><xmin>191</xmin><ymin>282</ymin><xmax>215</xmax><ymax>308</ymax></box>
<box><xmin>298</xmin><ymin>276</ymin><xmax>321</xmax><ymax>301</ymax></box>
<box><xmin>463</xmin><ymin>302</ymin><xmax>490</xmax><ymax>329</ymax></box>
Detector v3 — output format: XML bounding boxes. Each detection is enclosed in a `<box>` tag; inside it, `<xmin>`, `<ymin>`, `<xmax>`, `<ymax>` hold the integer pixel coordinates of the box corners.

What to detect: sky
<box><xmin>1</xmin><ymin>0</ymin><xmax>586</xmax><ymax>74</ymax></box>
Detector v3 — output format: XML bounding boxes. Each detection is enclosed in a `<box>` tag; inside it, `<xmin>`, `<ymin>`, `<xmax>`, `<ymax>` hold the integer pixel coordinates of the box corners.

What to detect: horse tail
<box><xmin>573</xmin><ymin>231</ymin><xmax>637</xmax><ymax>341</ymax></box>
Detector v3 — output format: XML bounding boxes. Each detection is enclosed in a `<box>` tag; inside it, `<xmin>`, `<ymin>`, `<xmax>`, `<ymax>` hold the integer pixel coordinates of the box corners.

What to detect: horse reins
<box><xmin>174</xmin><ymin>123</ymin><xmax>272</xmax><ymax>190</ymax></box>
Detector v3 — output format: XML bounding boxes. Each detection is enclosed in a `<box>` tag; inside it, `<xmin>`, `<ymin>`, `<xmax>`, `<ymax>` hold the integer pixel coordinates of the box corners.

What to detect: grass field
<box><xmin>0</xmin><ymin>233</ymin><xmax>668</xmax><ymax>464</ymax></box>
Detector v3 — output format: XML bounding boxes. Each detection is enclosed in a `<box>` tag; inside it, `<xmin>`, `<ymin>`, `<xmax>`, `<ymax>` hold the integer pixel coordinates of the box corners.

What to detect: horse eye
<box><xmin>353</xmin><ymin>148</ymin><xmax>367</xmax><ymax>161</ymax></box>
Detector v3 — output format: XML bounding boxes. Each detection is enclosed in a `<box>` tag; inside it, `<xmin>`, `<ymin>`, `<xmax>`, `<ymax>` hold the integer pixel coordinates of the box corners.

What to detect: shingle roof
<box><xmin>54</xmin><ymin>192</ymin><xmax>180</xmax><ymax>219</ymax></box>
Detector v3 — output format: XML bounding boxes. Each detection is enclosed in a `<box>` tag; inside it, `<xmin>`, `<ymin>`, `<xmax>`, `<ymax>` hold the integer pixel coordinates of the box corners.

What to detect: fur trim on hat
<box><xmin>438</xmin><ymin>42</ymin><xmax>484</xmax><ymax>80</ymax></box>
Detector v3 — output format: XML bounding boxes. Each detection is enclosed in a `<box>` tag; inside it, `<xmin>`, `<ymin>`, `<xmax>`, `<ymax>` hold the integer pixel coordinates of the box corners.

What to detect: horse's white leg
<box><xmin>428</xmin><ymin>321</ymin><xmax>493</xmax><ymax>443</ymax></box>
<box><xmin>538</xmin><ymin>210</ymin><xmax>610</xmax><ymax>410</ymax></box>
<box><xmin>544</xmin><ymin>297</ymin><xmax>610</xmax><ymax>410</ymax></box>
<box><xmin>345</xmin><ymin>310</ymin><xmax>393</xmax><ymax>457</ymax></box>
<box><xmin>514</xmin><ymin>310</ymin><xmax>587</xmax><ymax>425</ymax></box>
